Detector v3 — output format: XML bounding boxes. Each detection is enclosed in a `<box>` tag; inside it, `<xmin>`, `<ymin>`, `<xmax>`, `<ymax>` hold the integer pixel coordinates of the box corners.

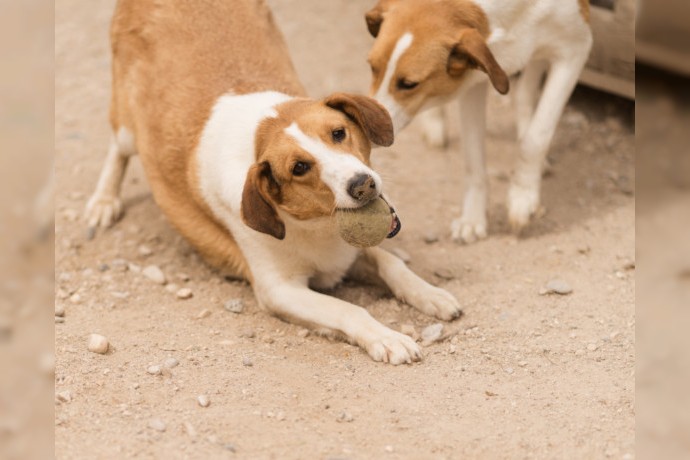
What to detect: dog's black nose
<box><xmin>347</xmin><ymin>173</ymin><xmax>377</xmax><ymax>202</ymax></box>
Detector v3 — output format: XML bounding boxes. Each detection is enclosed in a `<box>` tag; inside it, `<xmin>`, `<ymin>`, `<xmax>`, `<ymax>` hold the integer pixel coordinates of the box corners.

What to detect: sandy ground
<box><xmin>55</xmin><ymin>1</ymin><xmax>635</xmax><ymax>458</ymax></box>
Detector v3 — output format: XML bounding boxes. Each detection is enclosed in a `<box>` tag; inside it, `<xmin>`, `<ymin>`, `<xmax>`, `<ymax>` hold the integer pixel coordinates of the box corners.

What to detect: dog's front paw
<box><xmin>84</xmin><ymin>194</ymin><xmax>123</xmax><ymax>233</ymax></box>
<box><xmin>409</xmin><ymin>285</ymin><xmax>462</xmax><ymax>321</ymax></box>
<box><xmin>363</xmin><ymin>329</ymin><xmax>422</xmax><ymax>365</ymax></box>
<box><xmin>508</xmin><ymin>183</ymin><xmax>540</xmax><ymax>232</ymax></box>
<box><xmin>451</xmin><ymin>215</ymin><xmax>487</xmax><ymax>244</ymax></box>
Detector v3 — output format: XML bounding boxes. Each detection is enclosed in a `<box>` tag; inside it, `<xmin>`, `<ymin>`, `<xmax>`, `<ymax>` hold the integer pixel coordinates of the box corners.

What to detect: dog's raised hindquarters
<box><xmin>365</xmin><ymin>0</ymin><xmax>593</xmax><ymax>243</ymax></box>
<box><xmin>85</xmin><ymin>0</ymin><xmax>461</xmax><ymax>364</ymax></box>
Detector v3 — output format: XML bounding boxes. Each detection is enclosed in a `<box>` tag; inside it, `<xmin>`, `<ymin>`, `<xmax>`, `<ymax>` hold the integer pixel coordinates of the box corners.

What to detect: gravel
<box><xmin>176</xmin><ymin>288</ymin><xmax>193</xmax><ymax>299</ymax></box>
<box><xmin>148</xmin><ymin>418</ymin><xmax>166</xmax><ymax>432</ymax></box>
<box><xmin>56</xmin><ymin>390</ymin><xmax>72</xmax><ymax>403</ymax></box>
<box><xmin>224</xmin><ymin>298</ymin><xmax>244</xmax><ymax>313</ymax></box>
<box><xmin>87</xmin><ymin>334</ymin><xmax>109</xmax><ymax>354</ymax></box>
<box><xmin>540</xmin><ymin>279</ymin><xmax>573</xmax><ymax>295</ymax></box>
<box><xmin>423</xmin><ymin>232</ymin><xmax>439</xmax><ymax>244</ymax></box>
<box><xmin>336</xmin><ymin>411</ymin><xmax>354</xmax><ymax>423</ymax></box>
<box><xmin>147</xmin><ymin>365</ymin><xmax>162</xmax><ymax>375</ymax></box>
<box><xmin>421</xmin><ymin>323</ymin><xmax>444</xmax><ymax>345</ymax></box>
<box><xmin>197</xmin><ymin>395</ymin><xmax>210</xmax><ymax>407</ymax></box>
<box><xmin>242</xmin><ymin>356</ymin><xmax>253</xmax><ymax>367</ymax></box>
<box><xmin>142</xmin><ymin>265</ymin><xmax>166</xmax><ymax>285</ymax></box>
<box><xmin>163</xmin><ymin>357</ymin><xmax>179</xmax><ymax>369</ymax></box>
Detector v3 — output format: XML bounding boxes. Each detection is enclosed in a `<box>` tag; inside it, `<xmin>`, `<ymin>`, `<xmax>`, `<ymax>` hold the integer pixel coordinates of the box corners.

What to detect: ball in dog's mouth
<box><xmin>335</xmin><ymin>196</ymin><xmax>401</xmax><ymax>248</ymax></box>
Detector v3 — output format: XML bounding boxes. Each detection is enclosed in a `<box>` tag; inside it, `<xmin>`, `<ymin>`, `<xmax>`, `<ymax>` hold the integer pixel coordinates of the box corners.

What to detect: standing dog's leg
<box><xmin>259</xmin><ymin>280</ymin><xmax>422</xmax><ymax>365</ymax></box>
<box><xmin>361</xmin><ymin>247</ymin><xmax>462</xmax><ymax>321</ymax></box>
<box><xmin>515</xmin><ymin>60</ymin><xmax>547</xmax><ymax>141</ymax></box>
<box><xmin>451</xmin><ymin>82</ymin><xmax>489</xmax><ymax>244</ymax></box>
<box><xmin>84</xmin><ymin>127</ymin><xmax>136</xmax><ymax>235</ymax></box>
<box><xmin>508</xmin><ymin>50</ymin><xmax>591</xmax><ymax>231</ymax></box>
<box><xmin>418</xmin><ymin>105</ymin><xmax>447</xmax><ymax>148</ymax></box>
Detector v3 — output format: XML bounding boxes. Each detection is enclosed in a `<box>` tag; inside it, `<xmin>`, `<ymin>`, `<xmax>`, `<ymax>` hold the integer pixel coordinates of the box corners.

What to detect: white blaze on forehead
<box><xmin>375</xmin><ymin>32</ymin><xmax>414</xmax><ymax>133</ymax></box>
<box><xmin>285</xmin><ymin>123</ymin><xmax>382</xmax><ymax>208</ymax></box>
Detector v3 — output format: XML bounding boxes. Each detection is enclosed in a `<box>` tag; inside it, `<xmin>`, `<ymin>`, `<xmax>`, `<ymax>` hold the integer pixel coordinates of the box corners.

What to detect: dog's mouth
<box><xmin>380</xmin><ymin>196</ymin><xmax>401</xmax><ymax>239</ymax></box>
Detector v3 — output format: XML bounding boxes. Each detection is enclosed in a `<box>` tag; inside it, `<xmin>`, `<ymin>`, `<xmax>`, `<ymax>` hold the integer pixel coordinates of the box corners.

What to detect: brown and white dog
<box><xmin>84</xmin><ymin>0</ymin><xmax>461</xmax><ymax>364</ymax></box>
<box><xmin>365</xmin><ymin>0</ymin><xmax>593</xmax><ymax>243</ymax></box>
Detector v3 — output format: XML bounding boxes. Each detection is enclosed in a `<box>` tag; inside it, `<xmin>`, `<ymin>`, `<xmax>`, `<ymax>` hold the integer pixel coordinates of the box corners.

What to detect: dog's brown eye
<box><xmin>292</xmin><ymin>161</ymin><xmax>311</xmax><ymax>176</ymax></box>
<box><xmin>397</xmin><ymin>78</ymin><xmax>419</xmax><ymax>90</ymax></box>
<box><xmin>332</xmin><ymin>128</ymin><xmax>346</xmax><ymax>143</ymax></box>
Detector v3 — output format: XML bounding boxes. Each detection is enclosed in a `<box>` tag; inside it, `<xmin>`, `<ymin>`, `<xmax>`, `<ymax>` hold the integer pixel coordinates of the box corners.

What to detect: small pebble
<box><xmin>142</xmin><ymin>265</ymin><xmax>166</xmax><ymax>285</ymax></box>
<box><xmin>336</xmin><ymin>411</ymin><xmax>354</xmax><ymax>423</ymax></box>
<box><xmin>196</xmin><ymin>309</ymin><xmax>212</xmax><ymax>319</ymax></box>
<box><xmin>176</xmin><ymin>288</ymin><xmax>193</xmax><ymax>299</ymax></box>
<box><xmin>242</xmin><ymin>356</ymin><xmax>253</xmax><ymax>367</ymax></box>
<box><xmin>434</xmin><ymin>268</ymin><xmax>455</xmax><ymax>280</ymax></box>
<box><xmin>56</xmin><ymin>390</ymin><xmax>72</xmax><ymax>403</ymax></box>
<box><xmin>164</xmin><ymin>283</ymin><xmax>179</xmax><ymax>294</ymax></box>
<box><xmin>384</xmin><ymin>445</ymin><xmax>394</xmax><ymax>453</ymax></box>
<box><xmin>197</xmin><ymin>395</ymin><xmax>210</xmax><ymax>407</ymax></box>
<box><xmin>55</xmin><ymin>316</ymin><xmax>65</xmax><ymax>324</ymax></box>
<box><xmin>177</xmin><ymin>273</ymin><xmax>191</xmax><ymax>282</ymax></box>
<box><xmin>391</xmin><ymin>248</ymin><xmax>411</xmax><ymax>263</ymax></box>
<box><xmin>540</xmin><ymin>279</ymin><xmax>573</xmax><ymax>295</ymax></box>
<box><xmin>421</xmin><ymin>323</ymin><xmax>443</xmax><ymax>345</ymax></box>
<box><xmin>148</xmin><ymin>418</ymin><xmax>166</xmax><ymax>432</ymax></box>
<box><xmin>587</xmin><ymin>343</ymin><xmax>598</xmax><ymax>352</ymax></box>
<box><xmin>163</xmin><ymin>357</ymin><xmax>179</xmax><ymax>369</ymax></box>
<box><xmin>240</xmin><ymin>329</ymin><xmax>255</xmax><ymax>339</ymax></box>
<box><xmin>297</xmin><ymin>329</ymin><xmax>309</xmax><ymax>338</ymax></box>
<box><xmin>138</xmin><ymin>245</ymin><xmax>153</xmax><ymax>257</ymax></box>
<box><xmin>69</xmin><ymin>293</ymin><xmax>81</xmax><ymax>304</ymax></box>
<box><xmin>87</xmin><ymin>334</ymin><xmax>109</xmax><ymax>354</ymax></box>
<box><xmin>147</xmin><ymin>365</ymin><xmax>162</xmax><ymax>375</ymax></box>
<box><xmin>423</xmin><ymin>232</ymin><xmax>439</xmax><ymax>244</ymax></box>
<box><xmin>224</xmin><ymin>298</ymin><xmax>244</xmax><ymax>313</ymax></box>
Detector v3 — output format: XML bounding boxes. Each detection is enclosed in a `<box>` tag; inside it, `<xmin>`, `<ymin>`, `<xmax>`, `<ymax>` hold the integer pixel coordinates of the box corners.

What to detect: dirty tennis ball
<box><xmin>336</xmin><ymin>197</ymin><xmax>392</xmax><ymax>248</ymax></box>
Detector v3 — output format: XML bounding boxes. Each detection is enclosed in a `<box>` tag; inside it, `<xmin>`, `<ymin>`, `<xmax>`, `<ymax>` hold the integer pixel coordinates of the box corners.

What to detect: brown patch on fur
<box><xmin>449</xmin><ymin>28</ymin><xmax>509</xmax><ymax>94</ymax></box>
<box><xmin>241</xmin><ymin>162</ymin><xmax>286</xmax><ymax>239</ymax></box>
<box><xmin>109</xmin><ymin>0</ymin><xmax>306</xmax><ymax>280</ymax></box>
<box><xmin>578</xmin><ymin>0</ymin><xmax>590</xmax><ymax>23</ymax></box>
<box><xmin>324</xmin><ymin>93</ymin><xmax>394</xmax><ymax>147</ymax></box>
<box><xmin>366</xmin><ymin>0</ymin><xmax>497</xmax><ymax>116</ymax></box>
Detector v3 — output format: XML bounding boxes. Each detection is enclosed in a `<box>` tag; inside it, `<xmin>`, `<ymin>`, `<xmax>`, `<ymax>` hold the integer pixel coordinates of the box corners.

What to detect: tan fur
<box><xmin>367</xmin><ymin>0</ymin><xmax>496</xmax><ymax>113</ymax></box>
<box><xmin>578</xmin><ymin>0</ymin><xmax>590</xmax><ymax>23</ymax></box>
<box><xmin>110</xmin><ymin>0</ymin><xmax>305</xmax><ymax>280</ymax></box>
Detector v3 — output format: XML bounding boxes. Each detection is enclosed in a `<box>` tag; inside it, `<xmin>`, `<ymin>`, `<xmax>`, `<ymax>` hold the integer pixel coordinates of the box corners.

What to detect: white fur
<box><xmin>375</xmin><ymin>32</ymin><xmax>414</xmax><ymax>133</ymax></box>
<box><xmin>193</xmin><ymin>91</ymin><xmax>462</xmax><ymax>364</ymax></box>
<box><xmin>373</xmin><ymin>0</ymin><xmax>593</xmax><ymax>242</ymax></box>
<box><xmin>284</xmin><ymin>123</ymin><xmax>382</xmax><ymax>208</ymax></box>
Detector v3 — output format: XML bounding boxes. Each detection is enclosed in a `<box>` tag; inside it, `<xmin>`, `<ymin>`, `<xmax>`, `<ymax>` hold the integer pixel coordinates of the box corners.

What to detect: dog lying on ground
<box><xmin>84</xmin><ymin>0</ymin><xmax>461</xmax><ymax>364</ymax></box>
<box><xmin>364</xmin><ymin>0</ymin><xmax>593</xmax><ymax>243</ymax></box>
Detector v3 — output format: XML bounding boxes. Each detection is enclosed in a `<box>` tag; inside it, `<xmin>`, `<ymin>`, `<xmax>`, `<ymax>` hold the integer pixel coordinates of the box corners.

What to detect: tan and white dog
<box><xmin>84</xmin><ymin>0</ymin><xmax>461</xmax><ymax>364</ymax></box>
<box><xmin>365</xmin><ymin>0</ymin><xmax>593</xmax><ymax>243</ymax></box>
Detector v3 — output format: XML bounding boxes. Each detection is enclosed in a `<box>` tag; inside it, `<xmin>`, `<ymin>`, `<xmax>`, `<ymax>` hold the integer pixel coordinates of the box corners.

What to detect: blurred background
<box><xmin>1</xmin><ymin>0</ymin><xmax>689</xmax><ymax>458</ymax></box>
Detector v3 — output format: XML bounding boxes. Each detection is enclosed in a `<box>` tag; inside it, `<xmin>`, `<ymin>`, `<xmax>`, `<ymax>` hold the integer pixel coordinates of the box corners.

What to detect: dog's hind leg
<box><xmin>508</xmin><ymin>48</ymin><xmax>591</xmax><ymax>232</ymax></box>
<box><xmin>84</xmin><ymin>127</ymin><xmax>136</xmax><ymax>237</ymax></box>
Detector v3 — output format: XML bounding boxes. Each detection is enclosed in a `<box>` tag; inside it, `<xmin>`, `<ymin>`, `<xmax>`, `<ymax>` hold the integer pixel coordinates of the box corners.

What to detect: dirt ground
<box><xmin>55</xmin><ymin>1</ymin><xmax>635</xmax><ymax>458</ymax></box>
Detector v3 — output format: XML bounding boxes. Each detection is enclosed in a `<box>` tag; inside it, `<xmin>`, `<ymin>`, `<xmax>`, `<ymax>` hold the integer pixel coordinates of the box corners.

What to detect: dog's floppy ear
<box><xmin>364</xmin><ymin>0</ymin><xmax>398</xmax><ymax>37</ymax></box>
<box><xmin>448</xmin><ymin>28</ymin><xmax>509</xmax><ymax>95</ymax></box>
<box><xmin>325</xmin><ymin>93</ymin><xmax>395</xmax><ymax>147</ymax></box>
<box><xmin>241</xmin><ymin>161</ymin><xmax>285</xmax><ymax>240</ymax></box>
